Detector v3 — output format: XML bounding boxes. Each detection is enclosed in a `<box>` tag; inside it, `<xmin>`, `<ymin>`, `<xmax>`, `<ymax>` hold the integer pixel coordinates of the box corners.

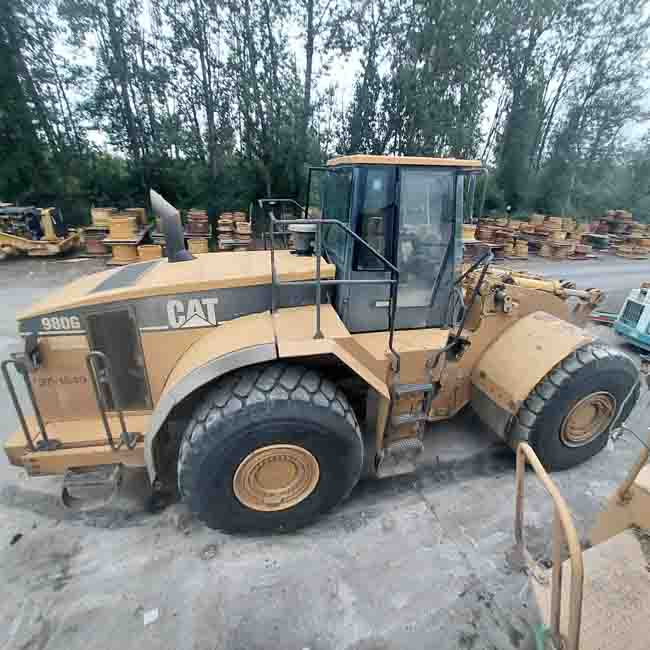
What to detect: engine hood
<box><xmin>18</xmin><ymin>250</ymin><xmax>334</xmax><ymax>323</ymax></box>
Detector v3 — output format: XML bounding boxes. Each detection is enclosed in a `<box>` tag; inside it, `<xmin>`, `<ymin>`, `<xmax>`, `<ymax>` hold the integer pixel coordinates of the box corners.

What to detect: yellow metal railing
<box><xmin>515</xmin><ymin>442</ymin><xmax>584</xmax><ymax>650</ymax></box>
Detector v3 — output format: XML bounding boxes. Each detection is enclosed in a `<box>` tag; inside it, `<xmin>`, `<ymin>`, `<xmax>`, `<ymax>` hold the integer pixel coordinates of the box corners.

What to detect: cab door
<box><xmin>339</xmin><ymin>166</ymin><xmax>459</xmax><ymax>334</ymax></box>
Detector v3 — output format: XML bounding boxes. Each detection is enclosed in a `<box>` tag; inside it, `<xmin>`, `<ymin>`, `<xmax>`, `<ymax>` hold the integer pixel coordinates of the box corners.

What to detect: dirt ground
<box><xmin>0</xmin><ymin>254</ymin><xmax>648</xmax><ymax>650</ymax></box>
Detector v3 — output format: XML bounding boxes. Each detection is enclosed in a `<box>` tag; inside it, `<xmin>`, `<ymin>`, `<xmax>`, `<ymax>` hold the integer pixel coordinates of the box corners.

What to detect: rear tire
<box><xmin>509</xmin><ymin>342</ymin><xmax>639</xmax><ymax>471</ymax></box>
<box><xmin>178</xmin><ymin>363</ymin><xmax>363</xmax><ymax>533</ymax></box>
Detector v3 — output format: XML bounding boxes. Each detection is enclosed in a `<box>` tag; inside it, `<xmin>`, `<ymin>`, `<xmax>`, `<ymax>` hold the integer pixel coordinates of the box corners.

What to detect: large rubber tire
<box><xmin>178</xmin><ymin>363</ymin><xmax>364</xmax><ymax>533</ymax></box>
<box><xmin>509</xmin><ymin>342</ymin><xmax>639</xmax><ymax>471</ymax></box>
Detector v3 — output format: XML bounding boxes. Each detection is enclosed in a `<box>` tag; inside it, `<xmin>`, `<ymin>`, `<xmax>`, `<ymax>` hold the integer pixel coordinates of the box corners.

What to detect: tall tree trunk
<box><xmin>302</xmin><ymin>0</ymin><xmax>315</xmax><ymax>161</ymax></box>
<box><xmin>105</xmin><ymin>0</ymin><xmax>141</xmax><ymax>163</ymax></box>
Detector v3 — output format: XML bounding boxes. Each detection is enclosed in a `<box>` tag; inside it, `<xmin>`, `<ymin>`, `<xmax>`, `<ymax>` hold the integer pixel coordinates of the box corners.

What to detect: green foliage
<box><xmin>0</xmin><ymin>0</ymin><xmax>649</xmax><ymax>223</ymax></box>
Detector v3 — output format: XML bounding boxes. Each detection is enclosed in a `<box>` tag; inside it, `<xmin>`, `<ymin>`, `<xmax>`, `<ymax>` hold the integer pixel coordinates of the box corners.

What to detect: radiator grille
<box><xmin>620</xmin><ymin>299</ymin><xmax>644</xmax><ymax>326</ymax></box>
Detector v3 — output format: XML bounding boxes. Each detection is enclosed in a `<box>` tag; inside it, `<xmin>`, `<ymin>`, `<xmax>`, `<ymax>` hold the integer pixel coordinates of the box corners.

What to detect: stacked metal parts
<box><xmin>185</xmin><ymin>209</ymin><xmax>211</xmax><ymax>255</ymax></box>
<box><xmin>97</xmin><ymin>207</ymin><xmax>155</xmax><ymax>265</ymax></box>
<box><xmin>217</xmin><ymin>211</ymin><xmax>251</xmax><ymax>251</ymax></box>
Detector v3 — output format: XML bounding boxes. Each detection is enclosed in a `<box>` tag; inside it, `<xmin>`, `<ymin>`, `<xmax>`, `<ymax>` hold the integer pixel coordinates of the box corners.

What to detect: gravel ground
<box><xmin>0</xmin><ymin>253</ymin><xmax>647</xmax><ymax>650</ymax></box>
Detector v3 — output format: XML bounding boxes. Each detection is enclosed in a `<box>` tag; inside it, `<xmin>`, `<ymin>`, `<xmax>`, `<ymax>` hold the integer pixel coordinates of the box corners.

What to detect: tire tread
<box><xmin>508</xmin><ymin>341</ymin><xmax>638</xmax><ymax>469</ymax></box>
<box><xmin>178</xmin><ymin>363</ymin><xmax>362</xmax><ymax>505</ymax></box>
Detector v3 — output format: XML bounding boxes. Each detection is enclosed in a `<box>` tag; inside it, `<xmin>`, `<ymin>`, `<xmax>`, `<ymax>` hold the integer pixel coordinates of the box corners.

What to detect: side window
<box><xmin>356</xmin><ymin>168</ymin><xmax>394</xmax><ymax>270</ymax></box>
<box><xmin>322</xmin><ymin>170</ymin><xmax>352</xmax><ymax>263</ymax></box>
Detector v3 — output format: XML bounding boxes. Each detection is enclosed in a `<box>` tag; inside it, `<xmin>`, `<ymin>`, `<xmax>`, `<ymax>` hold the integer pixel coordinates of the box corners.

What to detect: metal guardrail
<box><xmin>258</xmin><ymin>199</ymin><xmax>306</xmax><ymax>250</ymax></box>
<box><xmin>515</xmin><ymin>442</ymin><xmax>584</xmax><ymax>650</ymax></box>
<box><xmin>86</xmin><ymin>351</ymin><xmax>137</xmax><ymax>450</ymax></box>
<box><xmin>268</xmin><ymin>214</ymin><xmax>402</xmax><ymax>370</ymax></box>
<box><xmin>2</xmin><ymin>358</ymin><xmax>59</xmax><ymax>451</ymax></box>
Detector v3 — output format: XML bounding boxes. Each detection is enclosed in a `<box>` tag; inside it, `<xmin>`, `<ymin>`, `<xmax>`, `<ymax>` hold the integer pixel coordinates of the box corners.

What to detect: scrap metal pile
<box><xmin>468</xmin><ymin>209</ymin><xmax>650</xmax><ymax>261</ymax></box>
<box><xmin>587</xmin><ymin>209</ymin><xmax>650</xmax><ymax>258</ymax></box>
<box><xmin>86</xmin><ymin>207</ymin><xmax>154</xmax><ymax>264</ymax></box>
<box><xmin>216</xmin><ymin>211</ymin><xmax>252</xmax><ymax>251</ymax></box>
<box><xmin>468</xmin><ymin>214</ymin><xmax>591</xmax><ymax>260</ymax></box>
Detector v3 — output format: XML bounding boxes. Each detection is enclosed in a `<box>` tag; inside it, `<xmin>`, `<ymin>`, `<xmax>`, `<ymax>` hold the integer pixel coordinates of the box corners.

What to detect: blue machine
<box><xmin>614</xmin><ymin>284</ymin><xmax>650</xmax><ymax>351</ymax></box>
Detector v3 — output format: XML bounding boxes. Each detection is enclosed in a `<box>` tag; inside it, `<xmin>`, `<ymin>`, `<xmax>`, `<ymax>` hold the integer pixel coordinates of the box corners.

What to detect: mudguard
<box><xmin>144</xmin><ymin>306</ymin><xmax>392</xmax><ymax>481</ymax></box>
<box><xmin>143</xmin><ymin>312</ymin><xmax>277</xmax><ymax>480</ymax></box>
<box><xmin>471</xmin><ymin>311</ymin><xmax>594</xmax><ymax>438</ymax></box>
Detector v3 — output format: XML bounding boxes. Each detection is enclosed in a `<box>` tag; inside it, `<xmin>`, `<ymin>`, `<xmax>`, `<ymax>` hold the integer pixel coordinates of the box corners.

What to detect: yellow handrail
<box><xmin>515</xmin><ymin>442</ymin><xmax>584</xmax><ymax>650</ymax></box>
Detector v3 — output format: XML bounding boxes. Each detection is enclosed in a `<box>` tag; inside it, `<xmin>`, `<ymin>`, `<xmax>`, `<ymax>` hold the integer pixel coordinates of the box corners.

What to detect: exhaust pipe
<box><xmin>150</xmin><ymin>190</ymin><xmax>194</xmax><ymax>263</ymax></box>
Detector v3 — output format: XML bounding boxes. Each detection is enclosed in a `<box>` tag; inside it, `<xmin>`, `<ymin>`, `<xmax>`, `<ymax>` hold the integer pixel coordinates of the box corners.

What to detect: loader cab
<box><xmin>308</xmin><ymin>155</ymin><xmax>482</xmax><ymax>333</ymax></box>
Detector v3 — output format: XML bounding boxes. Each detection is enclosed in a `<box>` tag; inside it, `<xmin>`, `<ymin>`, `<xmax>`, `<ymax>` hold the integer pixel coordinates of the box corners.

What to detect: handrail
<box><xmin>85</xmin><ymin>351</ymin><xmax>137</xmax><ymax>450</ymax></box>
<box><xmin>258</xmin><ymin>198</ymin><xmax>305</xmax><ymax>213</ymax></box>
<box><xmin>614</xmin><ymin>364</ymin><xmax>650</xmax><ymax>502</ymax></box>
<box><xmin>259</xmin><ymin>199</ymin><xmax>307</xmax><ymax>250</ymax></box>
<box><xmin>2</xmin><ymin>358</ymin><xmax>59</xmax><ymax>451</ymax></box>
<box><xmin>268</xmin><ymin>214</ymin><xmax>401</xmax><ymax>370</ymax></box>
<box><xmin>515</xmin><ymin>442</ymin><xmax>584</xmax><ymax>650</ymax></box>
<box><xmin>616</xmin><ymin>434</ymin><xmax>649</xmax><ymax>502</ymax></box>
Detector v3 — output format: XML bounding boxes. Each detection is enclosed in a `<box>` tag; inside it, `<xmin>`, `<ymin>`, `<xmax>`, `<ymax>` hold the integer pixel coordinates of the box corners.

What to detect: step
<box><xmin>393</xmin><ymin>382</ymin><xmax>434</xmax><ymax>397</ymax></box>
<box><xmin>391</xmin><ymin>412</ymin><xmax>428</xmax><ymax>427</ymax></box>
<box><xmin>61</xmin><ymin>463</ymin><xmax>123</xmax><ymax>511</ymax></box>
<box><xmin>532</xmin><ymin>528</ymin><xmax>650</xmax><ymax>649</ymax></box>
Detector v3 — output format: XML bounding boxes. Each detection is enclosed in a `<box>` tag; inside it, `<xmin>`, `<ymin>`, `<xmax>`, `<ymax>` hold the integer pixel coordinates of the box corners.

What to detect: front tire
<box><xmin>178</xmin><ymin>363</ymin><xmax>363</xmax><ymax>533</ymax></box>
<box><xmin>509</xmin><ymin>342</ymin><xmax>639</xmax><ymax>470</ymax></box>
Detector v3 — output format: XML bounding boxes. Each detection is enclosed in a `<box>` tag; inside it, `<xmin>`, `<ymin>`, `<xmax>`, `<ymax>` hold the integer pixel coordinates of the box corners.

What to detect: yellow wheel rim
<box><xmin>233</xmin><ymin>444</ymin><xmax>320</xmax><ymax>512</ymax></box>
<box><xmin>560</xmin><ymin>391</ymin><xmax>616</xmax><ymax>447</ymax></box>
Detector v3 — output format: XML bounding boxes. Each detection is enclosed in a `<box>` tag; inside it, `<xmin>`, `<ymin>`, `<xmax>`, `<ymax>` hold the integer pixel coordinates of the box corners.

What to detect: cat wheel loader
<box><xmin>2</xmin><ymin>155</ymin><xmax>639</xmax><ymax>532</ymax></box>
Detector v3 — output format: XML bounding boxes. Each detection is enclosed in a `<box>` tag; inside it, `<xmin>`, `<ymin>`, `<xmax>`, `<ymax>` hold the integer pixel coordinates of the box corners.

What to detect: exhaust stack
<box><xmin>150</xmin><ymin>190</ymin><xmax>194</xmax><ymax>263</ymax></box>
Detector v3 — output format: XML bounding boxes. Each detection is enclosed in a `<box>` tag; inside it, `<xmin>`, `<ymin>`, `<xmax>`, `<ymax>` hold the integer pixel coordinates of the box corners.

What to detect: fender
<box><xmin>471</xmin><ymin>311</ymin><xmax>594</xmax><ymax>439</ymax></box>
<box><xmin>144</xmin><ymin>306</ymin><xmax>392</xmax><ymax>481</ymax></box>
<box><xmin>144</xmin><ymin>312</ymin><xmax>277</xmax><ymax>480</ymax></box>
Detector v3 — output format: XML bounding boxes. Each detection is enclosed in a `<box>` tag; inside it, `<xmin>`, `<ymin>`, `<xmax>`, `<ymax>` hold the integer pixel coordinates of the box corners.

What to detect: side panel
<box><xmin>471</xmin><ymin>311</ymin><xmax>593</xmax><ymax>416</ymax></box>
<box><xmin>28</xmin><ymin>335</ymin><xmax>99</xmax><ymax>421</ymax></box>
<box><xmin>142</xmin><ymin>329</ymin><xmax>206</xmax><ymax>402</ymax></box>
<box><xmin>144</xmin><ymin>312</ymin><xmax>278</xmax><ymax>479</ymax></box>
<box><xmin>145</xmin><ymin>305</ymin><xmax>402</xmax><ymax>480</ymax></box>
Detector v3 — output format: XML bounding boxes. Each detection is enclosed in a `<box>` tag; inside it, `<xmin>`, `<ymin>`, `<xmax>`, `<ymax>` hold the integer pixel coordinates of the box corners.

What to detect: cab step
<box><xmin>376</xmin><ymin>438</ymin><xmax>424</xmax><ymax>478</ymax></box>
<box><xmin>390</xmin><ymin>382</ymin><xmax>438</xmax><ymax>428</ymax></box>
<box><xmin>391</xmin><ymin>412</ymin><xmax>429</xmax><ymax>427</ymax></box>
<box><xmin>61</xmin><ymin>464</ymin><xmax>123</xmax><ymax>512</ymax></box>
<box><xmin>393</xmin><ymin>382</ymin><xmax>435</xmax><ymax>396</ymax></box>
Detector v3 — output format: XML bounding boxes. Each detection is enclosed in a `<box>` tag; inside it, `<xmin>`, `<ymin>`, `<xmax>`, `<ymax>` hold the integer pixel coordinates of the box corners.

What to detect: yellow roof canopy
<box><xmin>327</xmin><ymin>154</ymin><xmax>482</xmax><ymax>169</ymax></box>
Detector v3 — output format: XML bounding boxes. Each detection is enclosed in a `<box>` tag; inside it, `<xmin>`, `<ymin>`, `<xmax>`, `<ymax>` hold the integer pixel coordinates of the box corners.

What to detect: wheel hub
<box><xmin>560</xmin><ymin>391</ymin><xmax>617</xmax><ymax>447</ymax></box>
<box><xmin>233</xmin><ymin>444</ymin><xmax>320</xmax><ymax>511</ymax></box>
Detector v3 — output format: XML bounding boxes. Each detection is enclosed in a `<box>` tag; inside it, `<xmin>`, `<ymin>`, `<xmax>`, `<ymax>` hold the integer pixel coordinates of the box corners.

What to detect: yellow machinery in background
<box><xmin>515</xmin><ymin>358</ymin><xmax>650</xmax><ymax>649</ymax></box>
<box><xmin>0</xmin><ymin>206</ymin><xmax>80</xmax><ymax>260</ymax></box>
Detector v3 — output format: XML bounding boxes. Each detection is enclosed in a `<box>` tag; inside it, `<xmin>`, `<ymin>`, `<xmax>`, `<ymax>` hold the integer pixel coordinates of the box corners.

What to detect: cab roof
<box><xmin>327</xmin><ymin>154</ymin><xmax>482</xmax><ymax>169</ymax></box>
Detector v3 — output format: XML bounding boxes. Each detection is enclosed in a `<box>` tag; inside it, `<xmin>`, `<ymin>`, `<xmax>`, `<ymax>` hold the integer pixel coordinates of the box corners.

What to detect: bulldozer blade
<box><xmin>61</xmin><ymin>464</ymin><xmax>123</xmax><ymax>512</ymax></box>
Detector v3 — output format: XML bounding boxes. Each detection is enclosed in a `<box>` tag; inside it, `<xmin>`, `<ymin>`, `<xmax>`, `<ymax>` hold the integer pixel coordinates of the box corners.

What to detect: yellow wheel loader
<box><xmin>515</xmin><ymin>361</ymin><xmax>650</xmax><ymax>650</ymax></box>
<box><xmin>2</xmin><ymin>155</ymin><xmax>639</xmax><ymax>532</ymax></box>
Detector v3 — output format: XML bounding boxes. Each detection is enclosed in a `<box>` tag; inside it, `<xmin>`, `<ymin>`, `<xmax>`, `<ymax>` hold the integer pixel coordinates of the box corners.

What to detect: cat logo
<box><xmin>167</xmin><ymin>297</ymin><xmax>219</xmax><ymax>329</ymax></box>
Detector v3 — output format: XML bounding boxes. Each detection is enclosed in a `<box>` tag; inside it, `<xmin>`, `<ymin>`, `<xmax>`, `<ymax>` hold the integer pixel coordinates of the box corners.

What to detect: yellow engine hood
<box><xmin>19</xmin><ymin>250</ymin><xmax>335</xmax><ymax>320</ymax></box>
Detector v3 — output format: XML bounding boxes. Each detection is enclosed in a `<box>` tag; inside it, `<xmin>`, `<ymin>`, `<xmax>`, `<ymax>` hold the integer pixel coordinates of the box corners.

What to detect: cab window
<box><xmin>355</xmin><ymin>167</ymin><xmax>395</xmax><ymax>270</ymax></box>
<box><xmin>321</xmin><ymin>169</ymin><xmax>352</xmax><ymax>264</ymax></box>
